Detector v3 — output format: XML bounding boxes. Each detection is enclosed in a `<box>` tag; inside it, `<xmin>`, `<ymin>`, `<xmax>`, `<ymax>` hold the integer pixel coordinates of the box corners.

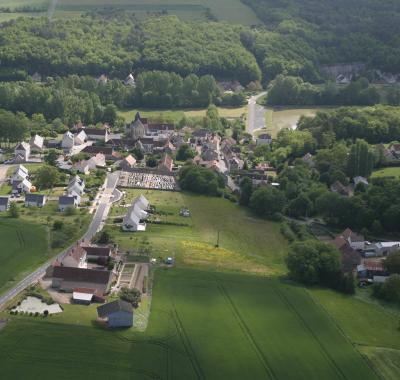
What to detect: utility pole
<box><xmin>216</xmin><ymin>230</ymin><xmax>220</xmax><ymax>248</ymax></box>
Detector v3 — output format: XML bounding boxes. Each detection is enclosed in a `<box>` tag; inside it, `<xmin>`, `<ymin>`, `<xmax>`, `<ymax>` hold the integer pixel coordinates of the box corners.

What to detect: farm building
<box><xmin>52</xmin><ymin>266</ymin><xmax>113</xmax><ymax>295</ymax></box>
<box><xmin>97</xmin><ymin>300</ymin><xmax>133</xmax><ymax>328</ymax></box>
<box><xmin>82</xmin><ymin>246</ymin><xmax>112</xmax><ymax>263</ymax></box>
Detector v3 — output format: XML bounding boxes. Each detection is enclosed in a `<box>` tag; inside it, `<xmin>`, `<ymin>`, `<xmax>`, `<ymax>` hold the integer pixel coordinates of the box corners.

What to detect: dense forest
<box><xmin>1</xmin><ymin>8</ymin><xmax>399</xmax><ymax>86</ymax></box>
<box><xmin>243</xmin><ymin>0</ymin><xmax>400</xmax><ymax>76</ymax></box>
<box><xmin>0</xmin><ymin>15</ymin><xmax>260</xmax><ymax>83</ymax></box>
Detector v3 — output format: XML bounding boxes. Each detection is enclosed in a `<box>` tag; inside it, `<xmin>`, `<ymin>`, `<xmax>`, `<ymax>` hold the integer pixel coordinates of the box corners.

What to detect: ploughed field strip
<box><xmin>0</xmin><ymin>268</ymin><xmax>379</xmax><ymax>379</ymax></box>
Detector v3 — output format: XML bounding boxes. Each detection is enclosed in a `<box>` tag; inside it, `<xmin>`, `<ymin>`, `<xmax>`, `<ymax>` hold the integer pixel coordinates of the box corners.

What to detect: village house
<box><xmin>29</xmin><ymin>134</ymin><xmax>44</xmax><ymax>152</ymax></box>
<box><xmin>78</xmin><ymin>127</ymin><xmax>109</xmax><ymax>142</ymax></box>
<box><xmin>123</xmin><ymin>73</ymin><xmax>136</xmax><ymax>87</ymax></box>
<box><xmin>119</xmin><ymin>154</ymin><xmax>137</xmax><ymax>171</ymax></box>
<box><xmin>330</xmin><ymin>181</ymin><xmax>354</xmax><ymax>197</ymax></box>
<box><xmin>72</xmin><ymin>160</ymin><xmax>90</xmax><ymax>175</ymax></box>
<box><xmin>363</xmin><ymin>241</ymin><xmax>400</xmax><ymax>257</ymax></box>
<box><xmin>202</xmin><ymin>147</ymin><xmax>219</xmax><ymax>162</ymax></box>
<box><xmin>14</xmin><ymin>141</ymin><xmax>30</xmax><ymax>162</ymax></box>
<box><xmin>340</xmin><ymin>228</ymin><xmax>365</xmax><ymax>251</ymax></box>
<box><xmin>353</xmin><ymin>176</ymin><xmax>369</xmax><ymax>187</ymax></box>
<box><xmin>97</xmin><ymin>299</ymin><xmax>133</xmax><ymax>328</ymax></box>
<box><xmin>228</xmin><ymin>157</ymin><xmax>244</xmax><ymax>173</ymax></box>
<box><xmin>68</xmin><ymin>175</ymin><xmax>85</xmax><ymax>196</ymax></box>
<box><xmin>12</xmin><ymin>178</ymin><xmax>32</xmax><ymax>194</ymax></box>
<box><xmin>59</xmin><ymin>195</ymin><xmax>80</xmax><ymax>211</ymax></box>
<box><xmin>302</xmin><ymin>153</ymin><xmax>315</xmax><ymax>167</ymax></box>
<box><xmin>122</xmin><ymin>195</ymin><xmax>149</xmax><ymax>232</ymax></box>
<box><xmin>256</xmin><ymin>133</ymin><xmax>272</xmax><ymax>145</ymax></box>
<box><xmin>158</xmin><ymin>154</ymin><xmax>174</xmax><ymax>173</ymax></box>
<box><xmin>331</xmin><ymin>235</ymin><xmax>361</xmax><ymax>273</ymax></box>
<box><xmin>82</xmin><ymin>145</ymin><xmax>120</xmax><ymax>161</ymax></box>
<box><xmin>82</xmin><ymin>245</ymin><xmax>112</xmax><ymax>264</ymax></box>
<box><xmin>0</xmin><ymin>197</ymin><xmax>9</xmax><ymax>212</ymax></box>
<box><xmin>61</xmin><ymin>246</ymin><xmax>87</xmax><ymax>269</ymax></box>
<box><xmin>61</xmin><ymin>131</ymin><xmax>75</xmax><ymax>150</ymax></box>
<box><xmin>25</xmin><ymin>194</ymin><xmax>46</xmax><ymax>208</ymax></box>
<box><xmin>96</xmin><ymin>74</ymin><xmax>108</xmax><ymax>84</ymax></box>
<box><xmin>74</xmin><ymin>130</ymin><xmax>88</xmax><ymax>145</ymax></box>
<box><xmin>357</xmin><ymin>260</ymin><xmax>387</xmax><ymax>279</ymax></box>
<box><xmin>52</xmin><ymin>266</ymin><xmax>113</xmax><ymax>294</ymax></box>
<box><xmin>192</xmin><ymin>129</ymin><xmax>212</xmax><ymax>144</ymax></box>
<box><xmin>11</xmin><ymin>165</ymin><xmax>29</xmax><ymax>184</ymax></box>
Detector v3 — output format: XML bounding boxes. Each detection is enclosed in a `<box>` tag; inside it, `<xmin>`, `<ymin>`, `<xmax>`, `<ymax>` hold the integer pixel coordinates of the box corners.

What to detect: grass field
<box><xmin>0</xmin><ymin>268</ymin><xmax>380</xmax><ymax>380</ymax></box>
<box><xmin>371</xmin><ymin>167</ymin><xmax>400</xmax><ymax>179</ymax></box>
<box><xmin>0</xmin><ymin>218</ymin><xmax>49</xmax><ymax>294</ymax></box>
<box><xmin>109</xmin><ymin>190</ymin><xmax>288</xmax><ymax>275</ymax></box>
<box><xmin>264</xmin><ymin>108</ymin><xmax>330</xmax><ymax>138</ymax></box>
<box><xmin>118</xmin><ymin>106</ymin><xmax>247</xmax><ymax>124</ymax></box>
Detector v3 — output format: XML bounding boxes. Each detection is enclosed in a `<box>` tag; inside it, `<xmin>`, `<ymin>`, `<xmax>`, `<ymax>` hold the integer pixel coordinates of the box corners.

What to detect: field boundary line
<box><xmin>306</xmin><ymin>289</ymin><xmax>384</xmax><ymax>380</ymax></box>
<box><xmin>274</xmin><ymin>286</ymin><xmax>348</xmax><ymax>380</ymax></box>
<box><xmin>218</xmin><ymin>283</ymin><xmax>277</xmax><ymax>380</ymax></box>
<box><xmin>172</xmin><ymin>305</ymin><xmax>205</xmax><ymax>380</ymax></box>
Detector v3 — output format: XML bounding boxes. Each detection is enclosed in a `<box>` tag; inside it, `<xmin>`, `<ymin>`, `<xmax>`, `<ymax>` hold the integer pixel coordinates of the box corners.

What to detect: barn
<box><xmin>97</xmin><ymin>300</ymin><xmax>133</xmax><ymax>328</ymax></box>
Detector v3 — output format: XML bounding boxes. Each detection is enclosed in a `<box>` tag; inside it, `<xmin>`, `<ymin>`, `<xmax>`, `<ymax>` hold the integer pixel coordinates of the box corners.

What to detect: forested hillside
<box><xmin>0</xmin><ymin>15</ymin><xmax>260</xmax><ymax>83</ymax></box>
<box><xmin>242</xmin><ymin>0</ymin><xmax>400</xmax><ymax>75</ymax></box>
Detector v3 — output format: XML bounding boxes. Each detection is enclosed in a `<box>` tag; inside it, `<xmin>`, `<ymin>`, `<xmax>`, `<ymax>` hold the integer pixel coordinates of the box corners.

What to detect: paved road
<box><xmin>0</xmin><ymin>171</ymin><xmax>120</xmax><ymax>308</ymax></box>
<box><xmin>247</xmin><ymin>92</ymin><xmax>267</xmax><ymax>135</ymax></box>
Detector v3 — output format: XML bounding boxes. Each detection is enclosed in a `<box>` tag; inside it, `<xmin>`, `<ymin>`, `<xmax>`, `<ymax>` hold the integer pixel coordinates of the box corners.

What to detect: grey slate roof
<box><xmin>25</xmin><ymin>194</ymin><xmax>45</xmax><ymax>203</ymax></box>
<box><xmin>97</xmin><ymin>299</ymin><xmax>133</xmax><ymax>318</ymax></box>
<box><xmin>59</xmin><ymin>195</ymin><xmax>76</xmax><ymax>205</ymax></box>
<box><xmin>0</xmin><ymin>197</ymin><xmax>9</xmax><ymax>206</ymax></box>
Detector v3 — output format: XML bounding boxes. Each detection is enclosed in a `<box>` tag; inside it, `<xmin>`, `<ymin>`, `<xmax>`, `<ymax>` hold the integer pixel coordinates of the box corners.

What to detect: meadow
<box><xmin>264</xmin><ymin>107</ymin><xmax>330</xmax><ymax>138</ymax></box>
<box><xmin>109</xmin><ymin>190</ymin><xmax>288</xmax><ymax>274</ymax></box>
<box><xmin>0</xmin><ymin>268</ymin><xmax>380</xmax><ymax>380</ymax></box>
<box><xmin>118</xmin><ymin>105</ymin><xmax>247</xmax><ymax>124</ymax></box>
<box><xmin>371</xmin><ymin>166</ymin><xmax>400</xmax><ymax>179</ymax></box>
<box><xmin>0</xmin><ymin>218</ymin><xmax>49</xmax><ymax>294</ymax></box>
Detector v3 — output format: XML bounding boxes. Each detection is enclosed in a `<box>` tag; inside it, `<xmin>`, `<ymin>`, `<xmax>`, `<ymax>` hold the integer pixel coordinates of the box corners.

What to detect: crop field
<box><xmin>109</xmin><ymin>190</ymin><xmax>288</xmax><ymax>274</ymax></box>
<box><xmin>54</xmin><ymin>0</ymin><xmax>261</xmax><ymax>24</ymax></box>
<box><xmin>0</xmin><ymin>218</ymin><xmax>49</xmax><ymax>294</ymax></box>
<box><xmin>0</xmin><ymin>268</ymin><xmax>379</xmax><ymax>380</ymax></box>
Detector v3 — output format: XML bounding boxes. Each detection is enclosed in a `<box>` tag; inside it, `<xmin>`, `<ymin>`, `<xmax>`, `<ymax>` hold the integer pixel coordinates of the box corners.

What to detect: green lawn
<box><xmin>110</xmin><ymin>190</ymin><xmax>288</xmax><ymax>275</ymax></box>
<box><xmin>0</xmin><ymin>218</ymin><xmax>49</xmax><ymax>294</ymax></box>
<box><xmin>0</xmin><ymin>268</ymin><xmax>379</xmax><ymax>380</ymax></box>
<box><xmin>371</xmin><ymin>167</ymin><xmax>400</xmax><ymax>179</ymax></box>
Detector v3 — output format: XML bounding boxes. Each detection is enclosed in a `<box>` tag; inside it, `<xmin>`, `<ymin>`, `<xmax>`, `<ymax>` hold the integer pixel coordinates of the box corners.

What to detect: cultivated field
<box><xmin>0</xmin><ymin>218</ymin><xmax>49</xmax><ymax>294</ymax></box>
<box><xmin>0</xmin><ymin>268</ymin><xmax>380</xmax><ymax>380</ymax></box>
<box><xmin>54</xmin><ymin>0</ymin><xmax>261</xmax><ymax>24</ymax></box>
